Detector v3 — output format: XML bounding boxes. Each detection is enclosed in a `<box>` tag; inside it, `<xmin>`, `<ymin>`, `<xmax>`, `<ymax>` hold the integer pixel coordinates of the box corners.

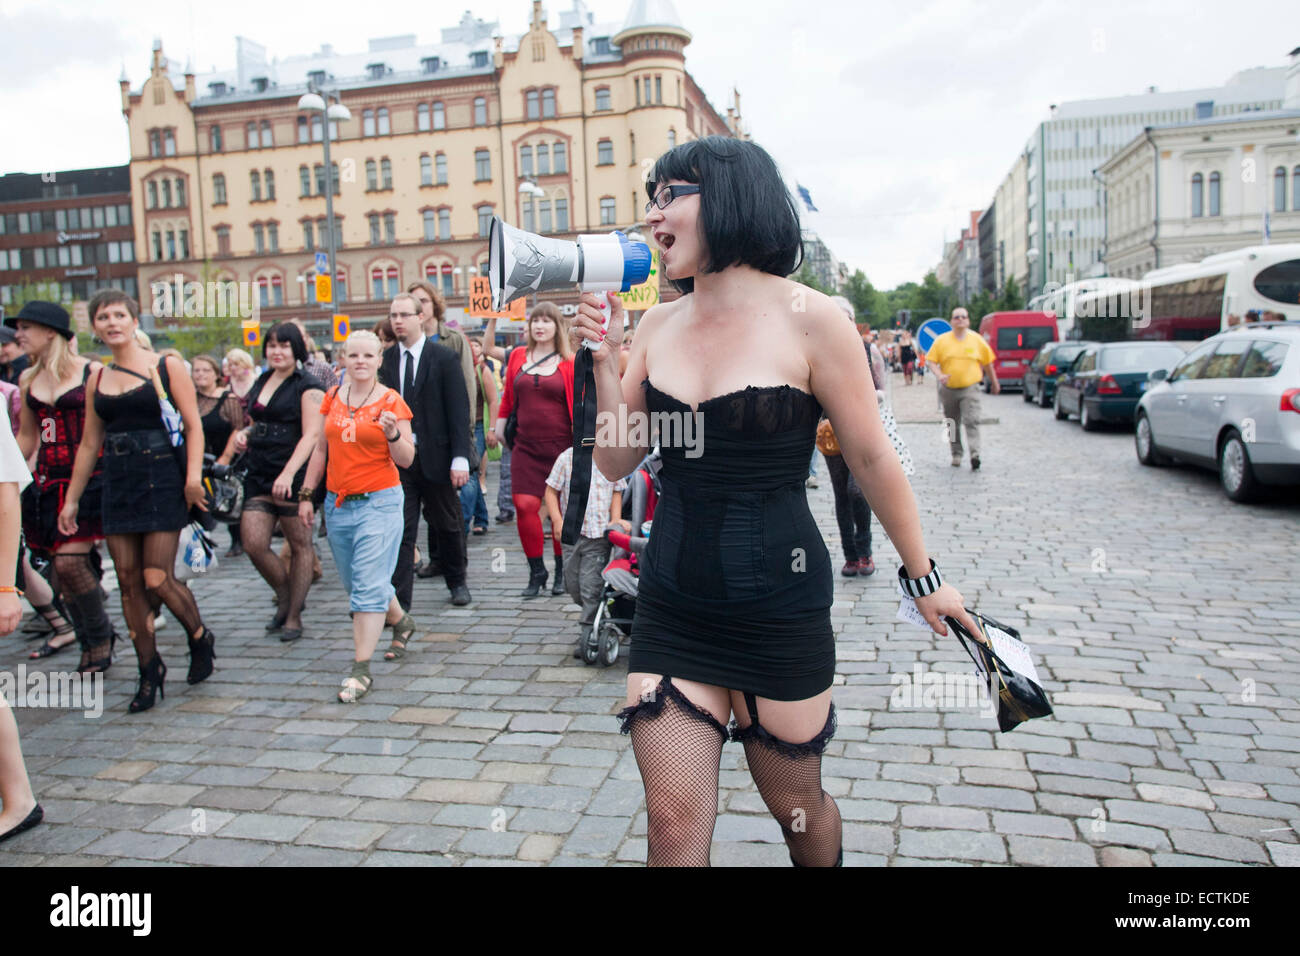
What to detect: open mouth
<box><xmin>656</xmin><ymin>232</ymin><xmax>675</xmax><ymax>250</ymax></box>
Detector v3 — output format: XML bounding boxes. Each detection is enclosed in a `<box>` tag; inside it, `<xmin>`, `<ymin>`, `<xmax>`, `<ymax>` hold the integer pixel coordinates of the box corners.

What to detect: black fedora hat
<box><xmin>5</xmin><ymin>301</ymin><xmax>74</xmax><ymax>340</ymax></box>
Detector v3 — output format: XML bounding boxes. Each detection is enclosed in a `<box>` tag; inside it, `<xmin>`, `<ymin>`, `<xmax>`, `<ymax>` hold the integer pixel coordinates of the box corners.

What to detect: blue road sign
<box><xmin>315</xmin><ymin>252</ymin><xmax>329</xmax><ymax>273</ymax></box>
<box><xmin>916</xmin><ymin>318</ymin><xmax>952</xmax><ymax>354</ymax></box>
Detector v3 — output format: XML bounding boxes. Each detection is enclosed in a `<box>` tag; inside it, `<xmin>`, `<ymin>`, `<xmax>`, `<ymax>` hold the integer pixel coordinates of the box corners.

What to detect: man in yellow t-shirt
<box><xmin>924</xmin><ymin>308</ymin><xmax>1000</xmax><ymax>470</ymax></box>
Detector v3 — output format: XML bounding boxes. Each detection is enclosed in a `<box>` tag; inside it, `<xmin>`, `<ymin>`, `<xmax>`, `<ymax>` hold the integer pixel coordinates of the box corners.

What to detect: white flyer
<box><xmin>895</xmin><ymin>593</ymin><xmax>931</xmax><ymax>630</ymax></box>
<box><xmin>981</xmin><ymin>620</ymin><xmax>1042</xmax><ymax>687</ymax></box>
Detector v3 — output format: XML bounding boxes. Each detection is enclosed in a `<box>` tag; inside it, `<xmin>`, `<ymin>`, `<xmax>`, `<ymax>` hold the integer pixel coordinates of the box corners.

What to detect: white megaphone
<box><xmin>488</xmin><ymin>217</ymin><xmax>652</xmax><ymax>351</ymax></box>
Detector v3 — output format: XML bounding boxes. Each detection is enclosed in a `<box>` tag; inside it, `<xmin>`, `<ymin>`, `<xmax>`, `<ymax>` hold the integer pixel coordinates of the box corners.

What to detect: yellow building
<box><xmin>122</xmin><ymin>0</ymin><xmax>742</xmax><ymax>328</ymax></box>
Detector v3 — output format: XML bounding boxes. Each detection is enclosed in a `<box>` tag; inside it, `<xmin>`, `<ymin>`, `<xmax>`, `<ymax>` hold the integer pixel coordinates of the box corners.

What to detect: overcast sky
<box><xmin>2</xmin><ymin>0</ymin><xmax>1294</xmax><ymax>287</ymax></box>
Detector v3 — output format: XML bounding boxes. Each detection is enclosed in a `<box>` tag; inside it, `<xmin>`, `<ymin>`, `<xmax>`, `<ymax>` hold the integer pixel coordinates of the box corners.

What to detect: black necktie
<box><xmin>403</xmin><ymin>350</ymin><xmax>414</xmax><ymax>403</ymax></box>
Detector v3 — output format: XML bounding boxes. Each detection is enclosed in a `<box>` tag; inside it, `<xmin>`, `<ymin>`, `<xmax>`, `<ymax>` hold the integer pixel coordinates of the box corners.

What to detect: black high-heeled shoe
<box><xmin>76</xmin><ymin>631</ymin><xmax>117</xmax><ymax>675</ymax></box>
<box><xmin>129</xmin><ymin>654</ymin><xmax>166</xmax><ymax>713</ymax></box>
<box><xmin>187</xmin><ymin>627</ymin><xmax>216</xmax><ymax>685</ymax></box>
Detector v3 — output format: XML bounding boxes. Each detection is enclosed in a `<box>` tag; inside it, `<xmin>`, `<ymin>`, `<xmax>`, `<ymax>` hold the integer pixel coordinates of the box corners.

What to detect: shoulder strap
<box><xmin>109</xmin><ymin>363</ymin><xmax>151</xmax><ymax>384</ymax></box>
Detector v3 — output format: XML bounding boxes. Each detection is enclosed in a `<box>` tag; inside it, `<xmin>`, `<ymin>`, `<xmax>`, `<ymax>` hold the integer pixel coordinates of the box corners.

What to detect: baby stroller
<box><xmin>579</xmin><ymin>449</ymin><xmax>661</xmax><ymax>666</ymax></box>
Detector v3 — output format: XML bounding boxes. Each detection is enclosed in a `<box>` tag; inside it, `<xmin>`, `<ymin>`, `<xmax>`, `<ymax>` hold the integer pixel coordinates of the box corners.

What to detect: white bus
<box><xmin>1043</xmin><ymin>245</ymin><xmax>1300</xmax><ymax>342</ymax></box>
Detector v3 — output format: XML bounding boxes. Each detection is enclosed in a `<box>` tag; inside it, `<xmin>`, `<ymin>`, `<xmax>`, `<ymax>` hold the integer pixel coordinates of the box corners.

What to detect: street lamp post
<box><xmin>297</xmin><ymin>88</ymin><xmax>352</xmax><ymax>323</ymax></box>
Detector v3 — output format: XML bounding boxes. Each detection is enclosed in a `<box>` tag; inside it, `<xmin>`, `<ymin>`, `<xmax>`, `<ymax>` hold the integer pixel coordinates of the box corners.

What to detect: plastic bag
<box><xmin>947</xmin><ymin>611</ymin><xmax>1053</xmax><ymax>732</ymax></box>
<box><xmin>175</xmin><ymin>521</ymin><xmax>218</xmax><ymax>581</ymax></box>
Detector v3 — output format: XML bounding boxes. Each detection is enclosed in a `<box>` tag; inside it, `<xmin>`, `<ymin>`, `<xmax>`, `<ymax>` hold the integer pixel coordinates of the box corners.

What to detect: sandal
<box><xmin>384</xmin><ymin>613</ymin><xmax>417</xmax><ymax>661</ymax></box>
<box><xmin>29</xmin><ymin>634</ymin><xmax>76</xmax><ymax>660</ymax></box>
<box><xmin>338</xmin><ymin>673</ymin><xmax>372</xmax><ymax>703</ymax></box>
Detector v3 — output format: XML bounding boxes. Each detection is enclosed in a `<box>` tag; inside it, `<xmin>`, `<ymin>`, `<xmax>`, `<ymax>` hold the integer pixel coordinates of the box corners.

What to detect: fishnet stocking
<box><xmin>242</xmin><ymin>503</ymin><xmax>313</xmax><ymax>628</ymax></box>
<box><xmin>107</xmin><ymin>532</ymin><xmax>205</xmax><ymax>662</ymax></box>
<box><xmin>620</xmin><ymin>679</ymin><xmax>727</xmax><ymax>867</ymax></box>
<box><xmin>734</xmin><ymin>701</ymin><xmax>842</xmax><ymax>867</ymax></box>
<box><xmin>53</xmin><ymin>551</ymin><xmax>113</xmax><ymax>668</ymax></box>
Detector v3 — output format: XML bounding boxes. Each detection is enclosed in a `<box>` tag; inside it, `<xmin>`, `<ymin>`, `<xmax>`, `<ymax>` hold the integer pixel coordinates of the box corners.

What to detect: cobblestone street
<box><xmin>2</xmin><ymin>375</ymin><xmax>1298</xmax><ymax>867</ymax></box>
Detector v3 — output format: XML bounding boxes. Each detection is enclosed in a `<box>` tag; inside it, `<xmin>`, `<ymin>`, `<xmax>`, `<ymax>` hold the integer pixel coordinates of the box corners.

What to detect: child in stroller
<box><xmin>577</xmin><ymin>449</ymin><xmax>661</xmax><ymax>666</ymax></box>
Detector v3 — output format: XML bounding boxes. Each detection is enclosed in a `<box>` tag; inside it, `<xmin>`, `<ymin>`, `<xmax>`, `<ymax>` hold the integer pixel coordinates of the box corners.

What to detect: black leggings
<box><xmin>825</xmin><ymin>453</ymin><xmax>871</xmax><ymax>563</ymax></box>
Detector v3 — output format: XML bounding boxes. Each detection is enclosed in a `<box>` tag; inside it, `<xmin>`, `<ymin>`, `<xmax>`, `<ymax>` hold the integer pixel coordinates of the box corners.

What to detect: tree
<box><xmin>843</xmin><ymin>269</ymin><xmax>890</xmax><ymax>328</ymax></box>
<box><xmin>160</xmin><ymin>260</ymin><xmax>246</xmax><ymax>359</ymax></box>
<box><xmin>997</xmin><ymin>277</ymin><xmax>1025</xmax><ymax>312</ymax></box>
<box><xmin>792</xmin><ymin>264</ymin><xmax>828</xmax><ymax>295</ymax></box>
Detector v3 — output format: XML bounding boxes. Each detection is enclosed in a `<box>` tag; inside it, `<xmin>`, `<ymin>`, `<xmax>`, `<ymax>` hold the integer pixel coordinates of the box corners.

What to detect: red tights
<box><xmin>513</xmin><ymin>493</ymin><xmax>563</xmax><ymax>559</ymax></box>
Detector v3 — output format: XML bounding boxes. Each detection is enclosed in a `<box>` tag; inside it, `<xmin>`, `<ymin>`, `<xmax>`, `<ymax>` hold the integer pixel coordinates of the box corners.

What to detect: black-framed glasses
<box><xmin>645</xmin><ymin>183</ymin><xmax>700</xmax><ymax>215</ymax></box>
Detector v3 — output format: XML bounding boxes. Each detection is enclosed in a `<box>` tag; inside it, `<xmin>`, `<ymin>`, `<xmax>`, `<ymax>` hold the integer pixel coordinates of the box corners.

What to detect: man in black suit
<box><xmin>380</xmin><ymin>292</ymin><xmax>472</xmax><ymax>608</ymax></box>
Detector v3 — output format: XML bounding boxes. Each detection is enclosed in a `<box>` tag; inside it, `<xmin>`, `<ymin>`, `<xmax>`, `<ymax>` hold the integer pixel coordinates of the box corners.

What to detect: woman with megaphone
<box><xmin>569</xmin><ymin>136</ymin><xmax>983</xmax><ymax>868</ymax></box>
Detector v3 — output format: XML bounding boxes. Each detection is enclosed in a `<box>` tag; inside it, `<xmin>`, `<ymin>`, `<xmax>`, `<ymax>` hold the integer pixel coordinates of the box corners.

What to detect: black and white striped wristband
<box><xmin>898</xmin><ymin>559</ymin><xmax>942</xmax><ymax>598</ymax></box>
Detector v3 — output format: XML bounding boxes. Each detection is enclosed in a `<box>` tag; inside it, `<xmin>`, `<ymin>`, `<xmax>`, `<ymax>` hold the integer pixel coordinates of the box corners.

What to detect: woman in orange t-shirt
<box><xmin>299</xmin><ymin>329</ymin><xmax>414</xmax><ymax>702</ymax></box>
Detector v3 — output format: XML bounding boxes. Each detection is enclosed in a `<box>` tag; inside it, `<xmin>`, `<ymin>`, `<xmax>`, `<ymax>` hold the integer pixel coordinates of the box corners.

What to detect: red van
<box><xmin>978</xmin><ymin>311</ymin><xmax>1060</xmax><ymax>391</ymax></box>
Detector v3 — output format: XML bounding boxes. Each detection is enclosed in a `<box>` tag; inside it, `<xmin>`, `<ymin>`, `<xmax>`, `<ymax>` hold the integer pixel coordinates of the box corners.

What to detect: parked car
<box><xmin>1023</xmin><ymin>341</ymin><xmax>1096</xmax><ymax>407</ymax></box>
<box><xmin>1054</xmin><ymin>341</ymin><xmax>1188</xmax><ymax>430</ymax></box>
<box><xmin>1135</xmin><ymin>323</ymin><xmax>1300</xmax><ymax>502</ymax></box>
<box><xmin>978</xmin><ymin>311</ymin><xmax>1059</xmax><ymax>391</ymax></box>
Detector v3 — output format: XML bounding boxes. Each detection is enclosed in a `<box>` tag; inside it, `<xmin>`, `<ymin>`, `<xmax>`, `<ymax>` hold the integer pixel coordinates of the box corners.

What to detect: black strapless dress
<box><xmin>630</xmin><ymin>380</ymin><xmax>836</xmax><ymax>701</ymax></box>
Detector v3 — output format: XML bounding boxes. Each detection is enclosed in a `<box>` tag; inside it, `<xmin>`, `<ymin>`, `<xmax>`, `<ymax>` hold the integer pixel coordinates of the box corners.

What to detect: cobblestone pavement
<box><xmin>3</xmin><ymin>374</ymin><xmax>1298</xmax><ymax>867</ymax></box>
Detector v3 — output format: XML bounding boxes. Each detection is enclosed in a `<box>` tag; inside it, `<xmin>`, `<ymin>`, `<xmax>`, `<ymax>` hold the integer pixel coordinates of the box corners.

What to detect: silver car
<box><xmin>1135</xmin><ymin>323</ymin><xmax>1300</xmax><ymax>502</ymax></box>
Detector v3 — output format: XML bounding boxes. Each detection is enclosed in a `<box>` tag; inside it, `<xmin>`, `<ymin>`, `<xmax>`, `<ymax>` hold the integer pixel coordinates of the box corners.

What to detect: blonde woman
<box><xmin>10</xmin><ymin>302</ymin><xmax>115</xmax><ymax>672</ymax></box>
<box><xmin>298</xmin><ymin>329</ymin><xmax>414</xmax><ymax>701</ymax></box>
<box><xmin>223</xmin><ymin>348</ymin><xmax>258</xmax><ymax>408</ymax></box>
<box><xmin>493</xmin><ymin>302</ymin><xmax>574</xmax><ymax>597</ymax></box>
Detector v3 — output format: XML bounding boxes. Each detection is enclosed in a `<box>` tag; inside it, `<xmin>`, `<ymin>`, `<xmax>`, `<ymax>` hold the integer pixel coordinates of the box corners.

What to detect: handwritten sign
<box><xmin>617</xmin><ymin>249</ymin><xmax>660</xmax><ymax>310</ymax></box>
<box><xmin>468</xmin><ymin>276</ymin><xmax>526</xmax><ymax>320</ymax></box>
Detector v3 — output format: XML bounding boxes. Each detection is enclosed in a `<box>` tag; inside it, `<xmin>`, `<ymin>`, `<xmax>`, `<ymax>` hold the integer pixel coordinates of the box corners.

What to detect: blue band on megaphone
<box><xmin>618</xmin><ymin>233</ymin><xmax>653</xmax><ymax>292</ymax></box>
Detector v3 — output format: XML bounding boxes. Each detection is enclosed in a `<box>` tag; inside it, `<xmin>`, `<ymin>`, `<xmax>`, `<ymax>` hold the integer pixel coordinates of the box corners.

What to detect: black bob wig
<box><xmin>264</xmin><ymin>321</ymin><xmax>308</xmax><ymax>363</ymax></box>
<box><xmin>646</xmin><ymin>136</ymin><xmax>803</xmax><ymax>294</ymax></box>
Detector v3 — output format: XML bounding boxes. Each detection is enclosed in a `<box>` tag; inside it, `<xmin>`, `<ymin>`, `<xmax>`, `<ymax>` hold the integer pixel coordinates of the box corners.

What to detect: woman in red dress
<box><xmin>493</xmin><ymin>303</ymin><xmax>573</xmax><ymax>597</ymax></box>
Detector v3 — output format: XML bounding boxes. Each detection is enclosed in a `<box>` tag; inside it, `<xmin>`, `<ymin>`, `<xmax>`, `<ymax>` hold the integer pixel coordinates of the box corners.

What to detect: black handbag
<box><xmin>947</xmin><ymin>611</ymin><xmax>1054</xmax><ymax>733</ymax></box>
<box><xmin>504</xmin><ymin>350</ymin><xmax>558</xmax><ymax>450</ymax></box>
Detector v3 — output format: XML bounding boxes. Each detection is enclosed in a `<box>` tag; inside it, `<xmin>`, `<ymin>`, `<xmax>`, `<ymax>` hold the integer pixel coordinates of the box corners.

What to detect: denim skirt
<box><xmin>324</xmin><ymin>485</ymin><xmax>405</xmax><ymax>612</ymax></box>
<box><xmin>100</xmin><ymin>429</ymin><xmax>190</xmax><ymax>534</ymax></box>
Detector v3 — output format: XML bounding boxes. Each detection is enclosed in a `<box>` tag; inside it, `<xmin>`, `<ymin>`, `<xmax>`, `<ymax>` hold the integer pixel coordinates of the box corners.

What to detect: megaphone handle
<box><xmin>582</xmin><ymin>296</ymin><xmax>611</xmax><ymax>352</ymax></box>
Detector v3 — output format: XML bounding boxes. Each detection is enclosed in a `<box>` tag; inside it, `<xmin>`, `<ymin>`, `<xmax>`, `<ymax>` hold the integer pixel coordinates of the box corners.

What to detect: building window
<box><xmin>1208</xmin><ymin>172</ymin><xmax>1220</xmax><ymax>217</ymax></box>
<box><xmin>314</xmin><ymin>164</ymin><xmax>326</xmax><ymax>196</ymax></box>
<box><xmin>600</xmin><ymin>197</ymin><xmax>616</xmax><ymax>225</ymax></box>
<box><xmin>267</xmin><ymin>222</ymin><xmax>278</xmax><ymax>253</ymax></box>
<box><xmin>523</xmin><ymin>198</ymin><xmax>535</xmax><ymax>233</ymax></box>
<box><xmin>526</xmin><ymin>90</ymin><xmax>540</xmax><ymax>120</ymax></box>
<box><xmin>264</xmin><ymin>169</ymin><xmax>274</xmax><ymax>200</ymax></box>
<box><xmin>475</xmin><ymin>149</ymin><xmax>491</xmax><ymax>181</ymax></box>
<box><xmin>303</xmin><ymin>220</ymin><xmax>314</xmax><ymax>250</ymax></box>
<box><xmin>477</xmin><ymin>206</ymin><xmax>493</xmax><ymax>237</ymax></box>
<box><xmin>163</xmin><ymin>129</ymin><xmax>175</xmax><ymax>156</ymax></box>
<box><xmin>331</xmin><ymin>163</ymin><xmax>339</xmax><ymax>196</ymax></box>
<box><xmin>655</xmin><ymin>76</ymin><xmax>662</xmax><ymax>104</ymax></box>
<box><xmin>216</xmin><ymin>226</ymin><xmax>230</xmax><ymax>256</ymax></box>
<box><xmin>554</xmin><ymin>141</ymin><xmax>567</xmax><ymax>174</ymax></box>
<box><xmin>595</xmin><ymin>87</ymin><xmax>611</xmax><ymax>111</ymax></box>
<box><xmin>371</xmin><ymin>268</ymin><xmax>384</xmax><ymax>300</ymax></box>
<box><xmin>210</xmin><ymin>125</ymin><xmax>223</xmax><ymax>152</ymax></box>
<box><xmin>246</xmin><ymin>122</ymin><xmax>258</xmax><ymax>149</ymax></box>
<box><xmin>521</xmin><ymin>146</ymin><xmax>534</xmax><ymax>178</ymax></box>
<box><xmin>436</xmin><ymin>153</ymin><xmax>448</xmax><ymax>185</ymax></box>
<box><xmin>363</xmin><ymin>109</ymin><xmax>375</xmax><ymax>137</ymax></box>
<box><xmin>250</xmin><ymin>170</ymin><xmax>262</xmax><ymax>202</ymax></box>
<box><xmin>597</xmin><ymin>139</ymin><xmax>613</xmax><ymax>165</ymax></box>
<box><xmin>299</xmin><ymin>166</ymin><xmax>310</xmax><ymax>197</ymax></box>
<box><xmin>261</xmin><ymin>120</ymin><xmax>272</xmax><ymax>148</ymax></box>
<box><xmin>369</xmin><ymin>214</ymin><xmax>380</xmax><ymax>245</ymax></box>
<box><xmin>420</xmin><ymin>154</ymin><xmax>433</xmax><ymax>186</ymax></box>
<box><xmin>147</xmin><ymin>181</ymin><xmax>158</xmax><ymax>209</ymax></box>
<box><xmin>1190</xmin><ymin>173</ymin><xmax>1203</xmax><ymax>218</ymax></box>
<box><xmin>257</xmin><ymin>278</ymin><xmax>269</xmax><ymax>308</ymax></box>
<box><xmin>377</xmin><ymin>108</ymin><xmax>390</xmax><ymax>135</ymax></box>
<box><xmin>179</xmin><ymin>229</ymin><xmax>189</xmax><ymax>258</ymax></box>
<box><xmin>1275</xmin><ymin>167</ymin><xmax>1287</xmax><ymax>213</ymax></box>
<box><xmin>386</xmin><ymin>266</ymin><xmax>399</xmax><ymax>297</ymax></box>
<box><xmin>538</xmin><ymin>199</ymin><xmax>552</xmax><ymax>234</ymax></box>
<box><xmin>381</xmin><ymin>158</ymin><xmax>392</xmax><ymax>189</ymax></box>
<box><xmin>152</xmin><ymin>231</ymin><xmax>162</xmax><ymax>260</ymax></box>
<box><xmin>417</xmin><ymin>103</ymin><xmax>430</xmax><ymax>131</ymax></box>
<box><xmin>542</xmin><ymin>88</ymin><xmax>556</xmax><ymax>118</ymax></box>
<box><xmin>253</xmin><ymin>223</ymin><xmax>265</xmax><ymax>254</ymax></box>
<box><xmin>149</xmin><ymin>130</ymin><xmax>161</xmax><ymax>157</ymax></box>
<box><xmin>297</xmin><ymin>117</ymin><xmax>309</xmax><ymax>143</ymax></box>
<box><xmin>423</xmin><ymin>210</ymin><xmax>436</xmax><ymax>241</ymax></box>
<box><xmin>311</xmin><ymin>115</ymin><xmax>323</xmax><ymax>142</ymax></box>
<box><xmin>667</xmin><ymin>128</ymin><xmax>676</xmax><ymax>149</ymax></box>
<box><xmin>384</xmin><ymin>212</ymin><xmax>395</xmax><ymax>243</ymax></box>
<box><xmin>537</xmin><ymin>144</ymin><xmax>550</xmax><ymax>175</ymax></box>
<box><xmin>1294</xmin><ymin>166</ymin><xmax>1300</xmax><ymax>211</ymax></box>
<box><xmin>555</xmin><ymin>198</ymin><xmax>569</xmax><ymax>233</ymax></box>
<box><xmin>438</xmin><ymin>208</ymin><xmax>450</xmax><ymax>240</ymax></box>
<box><xmin>474</xmin><ymin>97</ymin><xmax>487</xmax><ymax>126</ymax></box>
<box><xmin>366</xmin><ymin>159</ymin><xmax>377</xmax><ymax>191</ymax></box>
<box><xmin>335</xmin><ymin>269</ymin><xmax>347</xmax><ymax>302</ymax></box>
<box><xmin>643</xmin><ymin>77</ymin><xmax>651</xmax><ymax>105</ymax></box>
<box><xmin>161</xmin><ymin>180</ymin><xmax>173</xmax><ymax>207</ymax></box>
<box><xmin>433</xmin><ymin>102</ymin><xmax>445</xmax><ymax>130</ymax></box>
<box><xmin>440</xmin><ymin>264</ymin><xmax>453</xmax><ymax>297</ymax></box>
<box><xmin>166</xmin><ymin>230</ymin><xmax>177</xmax><ymax>259</ymax></box>
<box><xmin>175</xmin><ymin>179</ymin><xmax>186</xmax><ymax>206</ymax></box>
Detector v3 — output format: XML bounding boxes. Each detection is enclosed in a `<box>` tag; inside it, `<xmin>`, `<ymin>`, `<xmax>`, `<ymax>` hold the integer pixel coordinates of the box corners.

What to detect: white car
<box><xmin>1135</xmin><ymin>323</ymin><xmax>1300</xmax><ymax>502</ymax></box>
